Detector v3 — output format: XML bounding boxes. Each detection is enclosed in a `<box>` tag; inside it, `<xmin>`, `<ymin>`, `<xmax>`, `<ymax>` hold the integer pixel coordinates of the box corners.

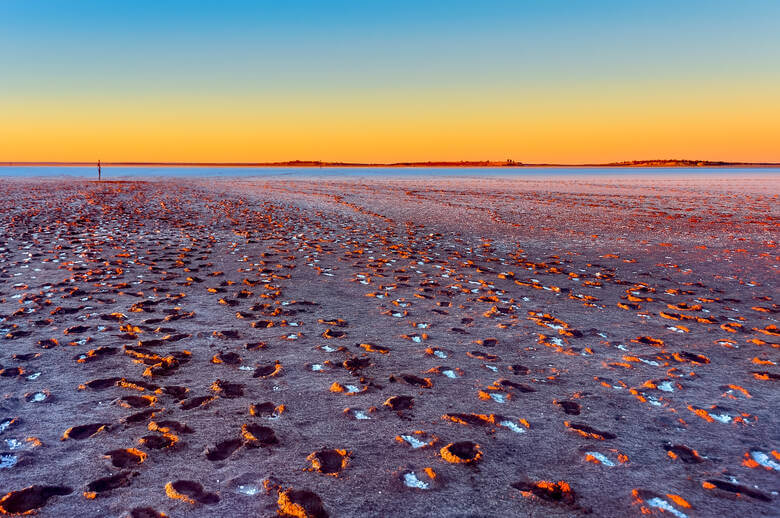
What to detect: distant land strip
<box><xmin>1</xmin><ymin>159</ymin><xmax>780</xmax><ymax>168</ymax></box>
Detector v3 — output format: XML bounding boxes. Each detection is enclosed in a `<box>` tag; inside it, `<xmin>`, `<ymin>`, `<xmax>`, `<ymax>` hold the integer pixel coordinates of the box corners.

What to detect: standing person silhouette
<box><xmin>98</xmin><ymin>160</ymin><xmax>101</xmax><ymax>181</ymax></box>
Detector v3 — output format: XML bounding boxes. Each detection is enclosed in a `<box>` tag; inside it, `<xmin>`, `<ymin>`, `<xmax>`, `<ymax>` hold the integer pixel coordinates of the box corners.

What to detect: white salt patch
<box><xmin>442</xmin><ymin>370</ymin><xmax>458</xmax><ymax>379</ymax></box>
<box><xmin>30</xmin><ymin>392</ymin><xmax>47</xmax><ymax>402</ymax></box>
<box><xmin>490</xmin><ymin>393</ymin><xmax>507</xmax><ymax>403</ymax></box>
<box><xmin>646</xmin><ymin>497</ymin><xmax>687</xmax><ymax>518</ymax></box>
<box><xmin>485</xmin><ymin>365</ymin><xmax>498</xmax><ymax>372</ymax></box>
<box><xmin>411</xmin><ymin>336</ymin><xmax>421</xmax><ymax>343</ymax></box>
<box><xmin>345</xmin><ymin>385</ymin><xmax>360</xmax><ymax>393</ymax></box>
<box><xmin>0</xmin><ymin>454</ymin><xmax>17</xmax><ymax>469</ymax></box>
<box><xmin>657</xmin><ymin>381</ymin><xmax>675</xmax><ymax>392</ymax></box>
<box><xmin>585</xmin><ymin>452</ymin><xmax>614</xmax><ymax>466</ymax></box>
<box><xmin>399</xmin><ymin>435</ymin><xmax>428</xmax><ymax>448</ymax></box>
<box><xmin>26</xmin><ymin>372</ymin><xmax>41</xmax><ymax>380</ymax></box>
<box><xmin>709</xmin><ymin>413</ymin><xmax>732</xmax><ymax>424</ymax></box>
<box><xmin>311</xmin><ymin>364</ymin><xmax>324</xmax><ymax>371</ymax></box>
<box><xmin>403</xmin><ymin>472</ymin><xmax>429</xmax><ymax>489</ymax></box>
<box><xmin>353</xmin><ymin>410</ymin><xmax>371</xmax><ymax>420</ymax></box>
<box><xmin>5</xmin><ymin>439</ymin><xmax>22</xmax><ymax>450</ymax></box>
<box><xmin>499</xmin><ymin>420</ymin><xmax>526</xmax><ymax>434</ymax></box>
<box><xmin>237</xmin><ymin>484</ymin><xmax>260</xmax><ymax>495</ymax></box>
<box><xmin>238</xmin><ymin>366</ymin><xmax>253</xmax><ymax>371</ymax></box>
<box><xmin>433</xmin><ymin>351</ymin><xmax>447</xmax><ymax>359</ymax></box>
<box><xmin>750</xmin><ymin>451</ymin><xmax>780</xmax><ymax>470</ymax></box>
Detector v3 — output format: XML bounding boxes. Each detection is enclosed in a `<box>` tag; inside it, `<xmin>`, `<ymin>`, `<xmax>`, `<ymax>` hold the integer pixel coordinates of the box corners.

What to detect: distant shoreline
<box><xmin>2</xmin><ymin>160</ymin><xmax>780</xmax><ymax>168</ymax></box>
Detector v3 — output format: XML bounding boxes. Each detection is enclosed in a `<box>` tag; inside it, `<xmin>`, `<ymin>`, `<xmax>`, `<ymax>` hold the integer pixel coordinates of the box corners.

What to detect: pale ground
<box><xmin>0</xmin><ymin>175</ymin><xmax>777</xmax><ymax>517</ymax></box>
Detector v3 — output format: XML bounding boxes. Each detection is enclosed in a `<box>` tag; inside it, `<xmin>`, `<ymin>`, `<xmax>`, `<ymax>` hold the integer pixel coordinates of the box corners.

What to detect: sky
<box><xmin>1</xmin><ymin>1</ymin><xmax>779</xmax><ymax>163</ymax></box>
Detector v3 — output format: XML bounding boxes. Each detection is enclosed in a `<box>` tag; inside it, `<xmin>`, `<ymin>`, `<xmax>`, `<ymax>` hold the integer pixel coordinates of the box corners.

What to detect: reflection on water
<box><xmin>0</xmin><ymin>166</ymin><xmax>777</xmax><ymax>178</ymax></box>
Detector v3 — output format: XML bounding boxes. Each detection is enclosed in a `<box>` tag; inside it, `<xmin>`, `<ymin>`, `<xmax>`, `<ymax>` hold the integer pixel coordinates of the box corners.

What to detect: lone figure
<box><xmin>98</xmin><ymin>160</ymin><xmax>101</xmax><ymax>181</ymax></box>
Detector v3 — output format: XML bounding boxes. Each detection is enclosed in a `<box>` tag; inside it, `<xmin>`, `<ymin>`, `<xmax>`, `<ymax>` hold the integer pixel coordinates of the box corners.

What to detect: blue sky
<box><xmin>1</xmin><ymin>1</ymin><xmax>778</xmax><ymax>162</ymax></box>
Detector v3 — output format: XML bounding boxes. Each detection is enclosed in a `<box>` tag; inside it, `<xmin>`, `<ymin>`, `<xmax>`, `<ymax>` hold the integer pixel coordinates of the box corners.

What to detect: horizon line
<box><xmin>1</xmin><ymin>159</ymin><xmax>780</xmax><ymax>169</ymax></box>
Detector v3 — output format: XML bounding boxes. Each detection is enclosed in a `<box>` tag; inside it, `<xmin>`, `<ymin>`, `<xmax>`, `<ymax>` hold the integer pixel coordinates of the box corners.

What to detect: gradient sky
<box><xmin>1</xmin><ymin>1</ymin><xmax>779</xmax><ymax>163</ymax></box>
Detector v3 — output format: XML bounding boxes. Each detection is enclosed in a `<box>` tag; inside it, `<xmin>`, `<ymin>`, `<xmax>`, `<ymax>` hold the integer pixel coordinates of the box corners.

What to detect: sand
<box><xmin>0</xmin><ymin>174</ymin><xmax>777</xmax><ymax>517</ymax></box>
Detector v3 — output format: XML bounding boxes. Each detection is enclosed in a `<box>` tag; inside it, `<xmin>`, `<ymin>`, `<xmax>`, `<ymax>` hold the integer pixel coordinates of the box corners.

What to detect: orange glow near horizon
<box><xmin>3</xmin><ymin>84</ymin><xmax>779</xmax><ymax>164</ymax></box>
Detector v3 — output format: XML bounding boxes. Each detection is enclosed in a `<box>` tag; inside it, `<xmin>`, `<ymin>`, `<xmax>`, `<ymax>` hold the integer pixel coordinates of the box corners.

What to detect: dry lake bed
<box><xmin>0</xmin><ymin>174</ymin><xmax>777</xmax><ymax>517</ymax></box>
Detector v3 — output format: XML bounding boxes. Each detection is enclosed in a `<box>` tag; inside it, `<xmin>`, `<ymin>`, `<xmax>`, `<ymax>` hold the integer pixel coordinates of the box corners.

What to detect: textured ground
<box><xmin>0</xmin><ymin>175</ymin><xmax>777</xmax><ymax>517</ymax></box>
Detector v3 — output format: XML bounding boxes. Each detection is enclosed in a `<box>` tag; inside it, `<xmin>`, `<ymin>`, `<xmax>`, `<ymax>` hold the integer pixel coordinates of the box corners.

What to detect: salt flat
<box><xmin>0</xmin><ymin>175</ymin><xmax>777</xmax><ymax>517</ymax></box>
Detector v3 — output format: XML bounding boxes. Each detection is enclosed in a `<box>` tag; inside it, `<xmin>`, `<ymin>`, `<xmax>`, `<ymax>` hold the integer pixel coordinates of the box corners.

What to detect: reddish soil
<box><xmin>0</xmin><ymin>175</ymin><xmax>777</xmax><ymax>517</ymax></box>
